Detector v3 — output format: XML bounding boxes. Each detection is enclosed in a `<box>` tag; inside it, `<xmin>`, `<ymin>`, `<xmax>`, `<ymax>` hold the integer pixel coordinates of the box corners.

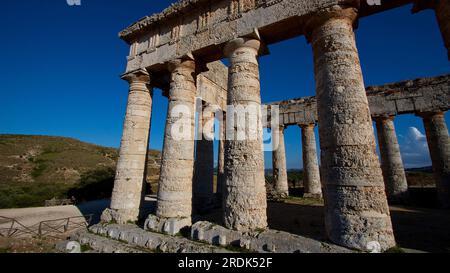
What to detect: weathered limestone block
<box><xmin>418</xmin><ymin>112</ymin><xmax>450</xmax><ymax>208</ymax></box>
<box><xmin>306</xmin><ymin>6</ymin><xmax>395</xmax><ymax>251</ymax></box>
<box><xmin>266</xmin><ymin>74</ymin><xmax>450</xmax><ymax>127</ymax></box>
<box><xmin>223</xmin><ymin>38</ymin><xmax>268</xmax><ymax>231</ymax></box>
<box><xmin>58</xmin><ymin>232</ymin><xmax>148</xmax><ymax>253</ymax></box>
<box><xmin>87</xmin><ymin>224</ymin><xmax>233</xmax><ymax>253</ymax></box>
<box><xmin>120</xmin><ymin>0</ymin><xmax>414</xmax><ymax>72</ymax></box>
<box><xmin>374</xmin><ymin>116</ymin><xmax>409</xmax><ymax>204</ymax></box>
<box><xmin>272</xmin><ymin>126</ymin><xmax>289</xmax><ymax>198</ymax></box>
<box><xmin>102</xmin><ymin>69</ymin><xmax>153</xmax><ymax>224</ymax></box>
<box><xmin>191</xmin><ymin>221</ymin><xmax>353</xmax><ymax>253</ymax></box>
<box><xmin>152</xmin><ymin>58</ymin><xmax>197</xmax><ymax>233</ymax></box>
<box><xmin>193</xmin><ymin>108</ymin><xmax>215</xmax><ymax>213</ymax></box>
<box><xmin>300</xmin><ymin>124</ymin><xmax>322</xmax><ymax>198</ymax></box>
<box><xmin>144</xmin><ymin>214</ymin><xmax>192</xmax><ymax>236</ymax></box>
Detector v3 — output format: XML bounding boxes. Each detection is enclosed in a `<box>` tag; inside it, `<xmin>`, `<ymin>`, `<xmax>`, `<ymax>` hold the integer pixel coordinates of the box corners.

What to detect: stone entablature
<box><xmin>121</xmin><ymin>0</ymin><xmax>414</xmax><ymax>73</ymax></box>
<box><xmin>197</xmin><ymin>61</ymin><xmax>228</xmax><ymax>110</ymax></box>
<box><xmin>266</xmin><ymin>74</ymin><xmax>450</xmax><ymax>126</ymax></box>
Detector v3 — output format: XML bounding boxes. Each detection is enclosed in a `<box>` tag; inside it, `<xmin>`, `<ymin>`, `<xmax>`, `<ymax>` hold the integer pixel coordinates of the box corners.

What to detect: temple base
<box><xmin>144</xmin><ymin>214</ymin><xmax>191</xmax><ymax>236</ymax></box>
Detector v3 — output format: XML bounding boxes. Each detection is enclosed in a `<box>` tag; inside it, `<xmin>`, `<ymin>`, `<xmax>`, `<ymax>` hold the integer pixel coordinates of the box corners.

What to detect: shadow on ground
<box><xmin>201</xmin><ymin>194</ymin><xmax>450</xmax><ymax>253</ymax></box>
<box><xmin>78</xmin><ymin>190</ymin><xmax>450</xmax><ymax>253</ymax></box>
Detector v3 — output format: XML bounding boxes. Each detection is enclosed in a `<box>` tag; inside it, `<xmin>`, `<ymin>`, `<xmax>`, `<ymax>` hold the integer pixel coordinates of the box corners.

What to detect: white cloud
<box><xmin>399</xmin><ymin>127</ymin><xmax>432</xmax><ymax>168</ymax></box>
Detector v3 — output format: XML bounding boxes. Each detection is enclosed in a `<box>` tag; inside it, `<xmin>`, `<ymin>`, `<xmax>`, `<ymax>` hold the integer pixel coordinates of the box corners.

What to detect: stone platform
<box><xmin>191</xmin><ymin>221</ymin><xmax>353</xmax><ymax>253</ymax></box>
<box><xmin>59</xmin><ymin>222</ymin><xmax>353</xmax><ymax>253</ymax></box>
<box><xmin>84</xmin><ymin>224</ymin><xmax>232</xmax><ymax>253</ymax></box>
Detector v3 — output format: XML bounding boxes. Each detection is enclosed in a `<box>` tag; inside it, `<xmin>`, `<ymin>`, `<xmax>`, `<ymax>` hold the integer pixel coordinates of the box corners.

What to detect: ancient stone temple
<box><xmin>102</xmin><ymin>0</ymin><xmax>450</xmax><ymax>252</ymax></box>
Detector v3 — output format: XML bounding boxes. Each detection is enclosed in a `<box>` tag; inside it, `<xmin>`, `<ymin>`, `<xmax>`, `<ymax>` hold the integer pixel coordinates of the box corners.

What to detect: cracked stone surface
<box><xmin>266</xmin><ymin>74</ymin><xmax>450</xmax><ymax>127</ymax></box>
<box><xmin>156</xmin><ymin>58</ymin><xmax>197</xmax><ymax>223</ymax></box>
<box><xmin>107</xmin><ymin>0</ymin><xmax>450</xmax><ymax>254</ymax></box>
<box><xmin>272</xmin><ymin>126</ymin><xmax>289</xmax><ymax>198</ymax></box>
<box><xmin>57</xmin><ymin>232</ymin><xmax>148</xmax><ymax>253</ymax></box>
<box><xmin>223</xmin><ymin>38</ymin><xmax>267</xmax><ymax>231</ymax></box>
<box><xmin>300</xmin><ymin>124</ymin><xmax>322</xmax><ymax>198</ymax></box>
<box><xmin>374</xmin><ymin>116</ymin><xmax>409</xmax><ymax>204</ymax></box>
<box><xmin>308</xmin><ymin>6</ymin><xmax>395</xmax><ymax>251</ymax></box>
<box><xmin>419</xmin><ymin>112</ymin><xmax>450</xmax><ymax>208</ymax></box>
<box><xmin>191</xmin><ymin>221</ymin><xmax>353</xmax><ymax>253</ymax></box>
<box><xmin>86</xmin><ymin>224</ymin><xmax>233</xmax><ymax>253</ymax></box>
<box><xmin>104</xmin><ymin>70</ymin><xmax>153</xmax><ymax>224</ymax></box>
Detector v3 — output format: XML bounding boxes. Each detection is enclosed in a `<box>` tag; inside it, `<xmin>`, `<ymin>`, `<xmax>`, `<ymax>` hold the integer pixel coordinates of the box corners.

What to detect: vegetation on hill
<box><xmin>0</xmin><ymin>135</ymin><xmax>160</xmax><ymax>209</ymax></box>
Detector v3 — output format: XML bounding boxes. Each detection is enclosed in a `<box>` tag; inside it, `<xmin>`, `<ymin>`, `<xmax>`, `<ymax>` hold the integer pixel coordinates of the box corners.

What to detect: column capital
<box><xmin>416</xmin><ymin>111</ymin><xmax>445</xmax><ymax>119</ymax></box>
<box><xmin>224</xmin><ymin>37</ymin><xmax>263</xmax><ymax>57</ymax></box>
<box><xmin>121</xmin><ymin>69</ymin><xmax>150</xmax><ymax>84</ymax></box>
<box><xmin>298</xmin><ymin>123</ymin><xmax>316</xmax><ymax>129</ymax></box>
<box><xmin>373</xmin><ymin>115</ymin><xmax>396</xmax><ymax>123</ymax></box>
<box><xmin>168</xmin><ymin>56</ymin><xmax>196</xmax><ymax>73</ymax></box>
<box><xmin>304</xmin><ymin>5</ymin><xmax>359</xmax><ymax>43</ymax></box>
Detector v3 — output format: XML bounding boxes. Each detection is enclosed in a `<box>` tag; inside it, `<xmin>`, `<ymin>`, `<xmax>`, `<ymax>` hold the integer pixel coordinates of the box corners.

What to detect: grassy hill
<box><xmin>0</xmin><ymin>135</ymin><xmax>161</xmax><ymax>209</ymax></box>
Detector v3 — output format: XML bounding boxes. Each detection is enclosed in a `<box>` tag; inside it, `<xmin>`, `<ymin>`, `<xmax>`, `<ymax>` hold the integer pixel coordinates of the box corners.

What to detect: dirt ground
<box><xmin>1</xmin><ymin>193</ymin><xmax>449</xmax><ymax>253</ymax></box>
<box><xmin>267</xmin><ymin>198</ymin><xmax>450</xmax><ymax>253</ymax></box>
<box><xmin>0</xmin><ymin>236</ymin><xmax>62</xmax><ymax>253</ymax></box>
<box><xmin>203</xmin><ymin>193</ymin><xmax>450</xmax><ymax>253</ymax></box>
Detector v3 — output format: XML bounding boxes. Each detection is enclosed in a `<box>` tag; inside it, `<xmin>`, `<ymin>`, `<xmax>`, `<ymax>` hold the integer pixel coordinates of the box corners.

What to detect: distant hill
<box><xmin>405</xmin><ymin>166</ymin><xmax>435</xmax><ymax>188</ymax></box>
<box><xmin>406</xmin><ymin>166</ymin><xmax>433</xmax><ymax>173</ymax></box>
<box><xmin>0</xmin><ymin>135</ymin><xmax>161</xmax><ymax>209</ymax></box>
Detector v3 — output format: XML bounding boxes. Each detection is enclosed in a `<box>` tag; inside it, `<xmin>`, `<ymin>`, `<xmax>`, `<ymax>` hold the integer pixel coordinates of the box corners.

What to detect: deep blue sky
<box><xmin>1</xmin><ymin>0</ymin><xmax>449</xmax><ymax>169</ymax></box>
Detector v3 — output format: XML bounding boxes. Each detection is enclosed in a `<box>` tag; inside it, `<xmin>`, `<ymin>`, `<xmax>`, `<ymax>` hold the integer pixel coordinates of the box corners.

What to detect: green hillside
<box><xmin>0</xmin><ymin>135</ymin><xmax>161</xmax><ymax>209</ymax></box>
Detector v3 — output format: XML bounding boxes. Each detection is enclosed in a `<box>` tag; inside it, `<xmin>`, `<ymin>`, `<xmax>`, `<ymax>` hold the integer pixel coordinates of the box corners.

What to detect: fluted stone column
<box><xmin>193</xmin><ymin>108</ymin><xmax>215</xmax><ymax>213</ymax></box>
<box><xmin>146</xmin><ymin>58</ymin><xmax>197</xmax><ymax>235</ymax></box>
<box><xmin>374</xmin><ymin>116</ymin><xmax>409</xmax><ymax>204</ymax></box>
<box><xmin>306</xmin><ymin>6</ymin><xmax>396</xmax><ymax>251</ymax></box>
<box><xmin>300</xmin><ymin>124</ymin><xmax>322</xmax><ymax>199</ymax></box>
<box><xmin>418</xmin><ymin>112</ymin><xmax>450</xmax><ymax>208</ymax></box>
<box><xmin>223</xmin><ymin>38</ymin><xmax>268</xmax><ymax>231</ymax></box>
<box><xmin>272</xmin><ymin>126</ymin><xmax>289</xmax><ymax>198</ymax></box>
<box><xmin>102</xmin><ymin>69</ymin><xmax>153</xmax><ymax>224</ymax></box>
<box><xmin>217</xmin><ymin>112</ymin><xmax>226</xmax><ymax>202</ymax></box>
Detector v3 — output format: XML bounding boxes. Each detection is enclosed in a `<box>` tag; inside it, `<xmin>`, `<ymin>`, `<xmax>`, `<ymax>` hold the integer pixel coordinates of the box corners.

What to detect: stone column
<box><xmin>272</xmin><ymin>126</ymin><xmax>289</xmax><ymax>198</ymax></box>
<box><xmin>146</xmin><ymin>58</ymin><xmax>197</xmax><ymax>235</ymax></box>
<box><xmin>418</xmin><ymin>112</ymin><xmax>450</xmax><ymax>208</ymax></box>
<box><xmin>300</xmin><ymin>124</ymin><xmax>322</xmax><ymax>199</ymax></box>
<box><xmin>217</xmin><ymin>112</ymin><xmax>226</xmax><ymax>202</ymax></box>
<box><xmin>223</xmin><ymin>38</ymin><xmax>268</xmax><ymax>231</ymax></box>
<box><xmin>306</xmin><ymin>6</ymin><xmax>396</xmax><ymax>251</ymax></box>
<box><xmin>374</xmin><ymin>116</ymin><xmax>409</xmax><ymax>204</ymax></box>
<box><xmin>193</xmin><ymin>106</ymin><xmax>215</xmax><ymax>213</ymax></box>
<box><xmin>102</xmin><ymin>69</ymin><xmax>153</xmax><ymax>224</ymax></box>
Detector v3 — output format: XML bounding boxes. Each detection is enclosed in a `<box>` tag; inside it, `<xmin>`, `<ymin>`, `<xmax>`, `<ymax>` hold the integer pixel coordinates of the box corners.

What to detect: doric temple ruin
<box><xmin>101</xmin><ymin>0</ymin><xmax>450</xmax><ymax>252</ymax></box>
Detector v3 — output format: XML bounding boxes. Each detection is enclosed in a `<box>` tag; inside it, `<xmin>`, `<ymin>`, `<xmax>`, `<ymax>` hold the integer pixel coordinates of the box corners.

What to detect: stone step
<box><xmin>56</xmin><ymin>232</ymin><xmax>150</xmax><ymax>253</ymax></box>
<box><xmin>87</xmin><ymin>224</ymin><xmax>234</xmax><ymax>253</ymax></box>
<box><xmin>191</xmin><ymin>221</ymin><xmax>354</xmax><ymax>253</ymax></box>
